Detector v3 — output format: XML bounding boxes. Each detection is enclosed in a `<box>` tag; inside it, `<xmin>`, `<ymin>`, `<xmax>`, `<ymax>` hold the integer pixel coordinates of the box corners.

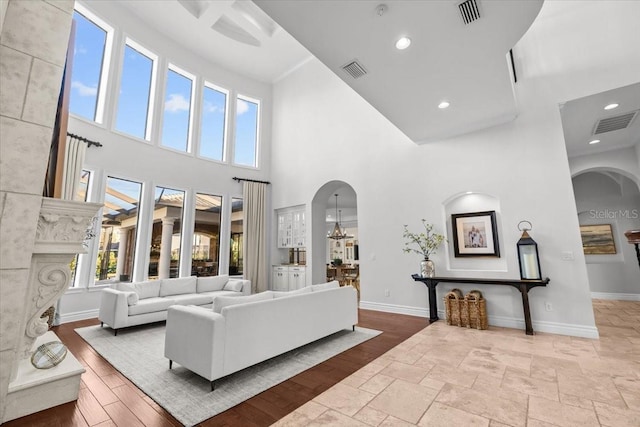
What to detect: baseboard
<box><xmin>591</xmin><ymin>292</ymin><xmax>640</xmax><ymax>301</ymax></box>
<box><xmin>360</xmin><ymin>301</ymin><xmax>600</xmax><ymax>339</ymax></box>
<box><xmin>58</xmin><ymin>309</ymin><xmax>99</xmax><ymax>324</ymax></box>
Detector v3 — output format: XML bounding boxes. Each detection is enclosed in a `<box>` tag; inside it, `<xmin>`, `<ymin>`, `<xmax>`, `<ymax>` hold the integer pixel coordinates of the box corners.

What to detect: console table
<box><xmin>411</xmin><ymin>275</ymin><xmax>550</xmax><ymax>335</ymax></box>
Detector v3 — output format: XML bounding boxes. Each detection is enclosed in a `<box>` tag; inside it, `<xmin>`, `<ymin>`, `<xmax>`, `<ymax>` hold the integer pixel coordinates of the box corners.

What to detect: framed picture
<box><xmin>451</xmin><ymin>211</ymin><xmax>500</xmax><ymax>257</ymax></box>
<box><xmin>580</xmin><ymin>224</ymin><xmax>616</xmax><ymax>254</ymax></box>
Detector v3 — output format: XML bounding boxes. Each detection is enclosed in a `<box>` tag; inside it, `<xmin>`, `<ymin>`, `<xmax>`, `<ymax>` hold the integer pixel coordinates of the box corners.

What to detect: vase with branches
<box><xmin>403</xmin><ymin>220</ymin><xmax>446</xmax><ymax>277</ymax></box>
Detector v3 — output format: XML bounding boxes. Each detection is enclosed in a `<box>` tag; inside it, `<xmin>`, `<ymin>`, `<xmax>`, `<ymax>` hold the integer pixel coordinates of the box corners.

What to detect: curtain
<box><xmin>243</xmin><ymin>181</ymin><xmax>267</xmax><ymax>293</ymax></box>
<box><xmin>60</xmin><ymin>134</ymin><xmax>86</xmax><ymax>200</ymax></box>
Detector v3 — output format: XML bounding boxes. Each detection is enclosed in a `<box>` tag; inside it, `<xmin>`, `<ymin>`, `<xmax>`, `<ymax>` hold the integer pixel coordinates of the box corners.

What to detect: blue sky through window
<box><xmin>69</xmin><ymin>11</ymin><xmax>107</xmax><ymax>121</ymax></box>
<box><xmin>162</xmin><ymin>69</ymin><xmax>192</xmax><ymax>151</ymax></box>
<box><xmin>234</xmin><ymin>98</ymin><xmax>258</xmax><ymax>167</ymax></box>
<box><xmin>115</xmin><ymin>45</ymin><xmax>153</xmax><ymax>139</ymax></box>
<box><xmin>200</xmin><ymin>85</ymin><xmax>226</xmax><ymax>160</ymax></box>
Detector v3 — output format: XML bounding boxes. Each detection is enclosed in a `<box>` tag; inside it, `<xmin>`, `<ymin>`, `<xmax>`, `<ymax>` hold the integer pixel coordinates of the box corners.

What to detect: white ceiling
<box><xmin>560</xmin><ymin>82</ymin><xmax>640</xmax><ymax>158</ymax></box>
<box><xmin>117</xmin><ymin>0</ymin><xmax>311</xmax><ymax>83</ymax></box>
<box><xmin>254</xmin><ymin>0</ymin><xmax>544</xmax><ymax>144</ymax></box>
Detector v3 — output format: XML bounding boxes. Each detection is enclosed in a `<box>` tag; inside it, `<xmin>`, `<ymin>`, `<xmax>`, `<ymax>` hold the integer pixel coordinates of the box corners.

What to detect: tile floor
<box><xmin>273</xmin><ymin>299</ymin><xmax>640</xmax><ymax>426</ymax></box>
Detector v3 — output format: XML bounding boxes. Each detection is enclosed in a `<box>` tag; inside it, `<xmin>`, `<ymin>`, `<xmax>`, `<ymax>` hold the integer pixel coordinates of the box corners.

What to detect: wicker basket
<box><xmin>444</xmin><ymin>289</ymin><xmax>488</xmax><ymax>330</ymax></box>
<box><xmin>464</xmin><ymin>290</ymin><xmax>488</xmax><ymax>330</ymax></box>
<box><xmin>444</xmin><ymin>289</ymin><xmax>465</xmax><ymax>326</ymax></box>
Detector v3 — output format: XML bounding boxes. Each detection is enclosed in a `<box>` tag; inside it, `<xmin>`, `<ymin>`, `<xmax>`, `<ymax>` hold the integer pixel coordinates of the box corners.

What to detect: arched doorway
<box><xmin>311</xmin><ymin>181</ymin><xmax>358</xmax><ymax>292</ymax></box>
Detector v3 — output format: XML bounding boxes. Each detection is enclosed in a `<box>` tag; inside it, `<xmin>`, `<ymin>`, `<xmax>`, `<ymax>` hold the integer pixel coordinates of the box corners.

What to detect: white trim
<box><xmin>359</xmin><ymin>301</ymin><xmax>600</xmax><ymax>339</ymax></box>
<box><xmin>591</xmin><ymin>292</ymin><xmax>640</xmax><ymax>301</ymax></box>
<box><xmin>59</xmin><ymin>309</ymin><xmax>99</xmax><ymax>324</ymax></box>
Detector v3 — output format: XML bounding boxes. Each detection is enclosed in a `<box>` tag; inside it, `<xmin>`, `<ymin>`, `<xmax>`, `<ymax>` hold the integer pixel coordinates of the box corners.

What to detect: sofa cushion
<box><xmin>132</xmin><ymin>280</ymin><xmax>161</xmax><ymax>299</ymax></box>
<box><xmin>311</xmin><ymin>280</ymin><xmax>340</xmax><ymax>292</ymax></box>
<box><xmin>112</xmin><ymin>283</ymin><xmax>139</xmax><ymax>305</ymax></box>
<box><xmin>273</xmin><ymin>286</ymin><xmax>312</xmax><ymax>298</ymax></box>
<box><xmin>199</xmin><ymin>290</ymin><xmax>243</xmax><ymax>299</ymax></box>
<box><xmin>213</xmin><ymin>291</ymin><xmax>273</xmax><ymax>314</ymax></box>
<box><xmin>196</xmin><ymin>275</ymin><xmax>229</xmax><ymax>293</ymax></box>
<box><xmin>160</xmin><ymin>277</ymin><xmax>197</xmax><ymax>297</ymax></box>
<box><xmin>170</xmin><ymin>293</ymin><xmax>214</xmax><ymax>306</ymax></box>
<box><xmin>223</xmin><ymin>279</ymin><xmax>244</xmax><ymax>292</ymax></box>
<box><xmin>128</xmin><ymin>297</ymin><xmax>174</xmax><ymax>316</ymax></box>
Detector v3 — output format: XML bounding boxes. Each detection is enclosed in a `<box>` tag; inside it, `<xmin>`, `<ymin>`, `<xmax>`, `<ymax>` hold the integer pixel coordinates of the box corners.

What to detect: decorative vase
<box><xmin>420</xmin><ymin>258</ymin><xmax>435</xmax><ymax>278</ymax></box>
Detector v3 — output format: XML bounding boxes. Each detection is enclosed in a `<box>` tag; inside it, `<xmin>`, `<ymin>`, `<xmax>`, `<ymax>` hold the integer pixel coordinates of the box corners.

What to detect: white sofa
<box><xmin>164</xmin><ymin>281</ymin><xmax>357</xmax><ymax>390</ymax></box>
<box><xmin>98</xmin><ymin>275</ymin><xmax>251</xmax><ymax>335</ymax></box>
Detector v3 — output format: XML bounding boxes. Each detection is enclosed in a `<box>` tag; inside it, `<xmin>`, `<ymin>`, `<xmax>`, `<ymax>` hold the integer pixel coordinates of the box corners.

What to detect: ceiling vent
<box><xmin>458</xmin><ymin>0</ymin><xmax>481</xmax><ymax>25</ymax></box>
<box><xmin>342</xmin><ymin>60</ymin><xmax>367</xmax><ymax>79</ymax></box>
<box><xmin>593</xmin><ymin>111</ymin><xmax>638</xmax><ymax>134</ymax></box>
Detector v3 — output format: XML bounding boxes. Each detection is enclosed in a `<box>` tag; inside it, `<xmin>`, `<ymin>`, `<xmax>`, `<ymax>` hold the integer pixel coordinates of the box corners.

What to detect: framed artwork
<box><xmin>580</xmin><ymin>224</ymin><xmax>616</xmax><ymax>254</ymax></box>
<box><xmin>451</xmin><ymin>211</ymin><xmax>500</xmax><ymax>257</ymax></box>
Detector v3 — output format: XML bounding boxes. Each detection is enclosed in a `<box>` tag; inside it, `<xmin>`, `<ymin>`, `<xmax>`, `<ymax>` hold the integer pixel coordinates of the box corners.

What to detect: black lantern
<box><xmin>517</xmin><ymin>221</ymin><xmax>541</xmax><ymax>280</ymax></box>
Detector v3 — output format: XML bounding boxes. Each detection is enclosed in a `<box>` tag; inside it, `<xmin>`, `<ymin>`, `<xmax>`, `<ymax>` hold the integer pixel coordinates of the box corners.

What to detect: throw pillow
<box><xmin>123</xmin><ymin>291</ymin><xmax>139</xmax><ymax>306</ymax></box>
<box><xmin>273</xmin><ymin>286</ymin><xmax>312</xmax><ymax>298</ymax></box>
<box><xmin>132</xmin><ymin>280</ymin><xmax>161</xmax><ymax>299</ymax></box>
<box><xmin>311</xmin><ymin>280</ymin><xmax>340</xmax><ymax>291</ymax></box>
<box><xmin>196</xmin><ymin>275</ymin><xmax>229</xmax><ymax>293</ymax></box>
<box><xmin>113</xmin><ymin>283</ymin><xmax>139</xmax><ymax>305</ymax></box>
<box><xmin>213</xmin><ymin>291</ymin><xmax>273</xmax><ymax>314</ymax></box>
<box><xmin>159</xmin><ymin>276</ymin><xmax>197</xmax><ymax>297</ymax></box>
<box><xmin>223</xmin><ymin>280</ymin><xmax>244</xmax><ymax>292</ymax></box>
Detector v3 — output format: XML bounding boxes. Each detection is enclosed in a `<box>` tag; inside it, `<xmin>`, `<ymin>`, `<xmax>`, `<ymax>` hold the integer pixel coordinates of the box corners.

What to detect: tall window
<box><xmin>192</xmin><ymin>193</ymin><xmax>223</xmax><ymax>276</ymax></box>
<box><xmin>161</xmin><ymin>66</ymin><xmax>194</xmax><ymax>152</ymax></box>
<box><xmin>229</xmin><ymin>197</ymin><xmax>243</xmax><ymax>276</ymax></box>
<box><xmin>199</xmin><ymin>83</ymin><xmax>228</xmax><ymax>161</ymax></box>
<box><xmin>69</xmin><ymin>6</ymin><xmax>112</xmax><ymax>123</ymax></box>
<box><xmin>95</xmin><ymin>177</ymin><xmax>142</xmax><ymax>283</ymax></box>
<box><xmin>149</xmin><ymin>186</ymin><xmax>185</xmax><ymax>279</ymax></box>
<box><xmin>115</xmin><ymin>40</ymin><xmax>156</xmax><ymax>140</ymax></box>
<box><xmin>234</xmin><ymin>95</ymin><xmax>259</xmax><ymax>167</ymax></box>
<box><xmin>69</xmin><ymin>170</ymin><xmax>91</xmax><ymax>287</ymax></box>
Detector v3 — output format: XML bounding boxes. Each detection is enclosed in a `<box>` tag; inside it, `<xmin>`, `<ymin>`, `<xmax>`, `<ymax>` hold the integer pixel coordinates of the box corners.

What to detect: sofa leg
<box><xmin>169</xmin><ymin>360</ymin><xmax>173</xmax><ymax>370</ymax></box>
<box><xmin>100</xmin><ymin>322</ymin><xmax>103</xmax><ymax>327</ymax></box>
<box><xmin>352</xmin><ymin>325</ymin><xmax>355</xmax><ymax>332</ymax></box>
<box><xmin>114</xmin><ymin>329</ymin><xmax>118</xmax><ymax>336</ymax></box>
<box><xmin>210</xmin><ymin>381</ymin><xmax>215</xmax><ymax>391</ymax></box>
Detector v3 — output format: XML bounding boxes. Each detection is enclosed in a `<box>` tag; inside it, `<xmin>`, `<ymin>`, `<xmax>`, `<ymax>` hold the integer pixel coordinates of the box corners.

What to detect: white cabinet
<box><xmin>277</xmin><ymin>207</ymin><xmax>305</xmax><ymax>248</ymax></box>
<box><xmin>272</xmin><ymin>266</ymin><xmax>289</xmax><ymax>291</ymax></box>
<box><xmin>288</xmin><ymin>266</ymin><xmax>306</xmax><ymax>290</ymax></box>
<box><xmin>271</xmin><ymin>265</ymin><xmax>306</xmax><ymax>290</ymax></box>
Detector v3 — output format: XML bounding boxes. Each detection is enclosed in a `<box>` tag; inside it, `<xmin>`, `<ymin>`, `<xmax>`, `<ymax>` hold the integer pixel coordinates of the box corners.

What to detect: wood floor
<box><xmin>4</xmin><ymin>309</ymin><xmax>429</xmax><ymax>427</ymax></box>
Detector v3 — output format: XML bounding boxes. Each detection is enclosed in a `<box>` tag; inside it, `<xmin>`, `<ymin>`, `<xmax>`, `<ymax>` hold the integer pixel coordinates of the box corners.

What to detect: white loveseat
<box><xmin>164</xmin><ymin>281</ymin><xmax>357</xmax><ymax>390</ymax></box>
<box><xmin>98</xmin><ymin>275</ymin><xmax>251</xmax><ymax>335</ymax></box>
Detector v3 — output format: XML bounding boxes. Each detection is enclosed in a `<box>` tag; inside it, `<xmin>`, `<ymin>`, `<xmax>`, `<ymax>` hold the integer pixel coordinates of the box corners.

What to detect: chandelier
<box><xmin>327</xmin><ymin>194</ymin><xmax>353</xmax><ymax>240</ymax></box>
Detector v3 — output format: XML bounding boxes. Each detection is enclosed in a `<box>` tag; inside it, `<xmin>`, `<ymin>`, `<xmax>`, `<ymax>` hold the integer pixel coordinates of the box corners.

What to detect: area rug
<box><xmin>75</xmin><ymin>323</ymin><xmax>381</xmax><ymax>426</ymax></box>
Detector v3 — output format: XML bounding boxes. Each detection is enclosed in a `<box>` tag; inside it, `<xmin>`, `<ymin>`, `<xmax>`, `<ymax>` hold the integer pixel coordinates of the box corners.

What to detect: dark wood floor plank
<box><xmin>102</xmin><ymin>401</ymin><xmax>145</xmax><ymax>427</ymax></box>
<box><xmin>10</xmin><ymin>309</ymin><xmax>428</xmax><ymax>427</ymax></box>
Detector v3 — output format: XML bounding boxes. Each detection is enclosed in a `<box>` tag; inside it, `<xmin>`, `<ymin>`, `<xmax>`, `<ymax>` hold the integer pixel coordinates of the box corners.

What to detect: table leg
<box><xmin>519</xmin><ymin>284</ymin><xmax>534</xmax><ymax>335</ymax></box>
<box><xmin>427</xmin><ymin>282</ymin><xmax>439</xmax><ymax>322</ymax></box>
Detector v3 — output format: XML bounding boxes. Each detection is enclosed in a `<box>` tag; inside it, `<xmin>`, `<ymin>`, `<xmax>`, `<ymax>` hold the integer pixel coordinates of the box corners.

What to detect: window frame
<box><xmin>71</xmin><ymin>3</ymin><xmax>114</xmax><ymax>125</ymax></box>
<box><xmin>233</xmin><ymin>93</ymin><xmax>261</xmax><ymax>169</ymax></box>
<box><xmin>160</xmin><ymin>63</ymin><xmax>196</xmax><ymax>153</ymax></box>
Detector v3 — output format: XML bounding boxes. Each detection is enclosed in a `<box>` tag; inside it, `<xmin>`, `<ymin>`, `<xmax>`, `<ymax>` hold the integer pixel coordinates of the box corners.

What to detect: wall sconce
<box><xmin>517</xmin><ymin>221</ymin><xmax>541</xmax><ymax>280</ymax></box>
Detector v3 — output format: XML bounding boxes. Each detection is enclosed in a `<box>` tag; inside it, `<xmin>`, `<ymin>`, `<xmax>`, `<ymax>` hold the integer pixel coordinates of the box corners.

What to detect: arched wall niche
<box><xmin>310</xmin><ymin>180</ymin><xmax>357</xmax><ymax>285</ymax></box>
<box><xmin>442</xmin><ymin>191</ymin><xmax>508</xmax><ymax>272</ymax></box>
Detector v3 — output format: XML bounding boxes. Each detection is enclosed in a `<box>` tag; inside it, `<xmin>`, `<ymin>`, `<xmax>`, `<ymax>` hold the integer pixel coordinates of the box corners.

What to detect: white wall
<box><xmin>59</xmin><ymin>1</ymin><xmax>273</xmax><ymax>322</ymax></box>
<box><xmin>573</xmin><ymin>172</ymin><xmax>640</xmax><ymax>298</ymax></box>
<box><xmin>269</xmin><ymin>1</ymin><xmax>640</xmax><ymax>338</ymax></box>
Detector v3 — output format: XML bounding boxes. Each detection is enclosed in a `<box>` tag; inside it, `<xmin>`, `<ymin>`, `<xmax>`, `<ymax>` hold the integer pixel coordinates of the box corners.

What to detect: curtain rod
<box><xmin>67</xmin><ymin>132</ymin><xmax>103</xmax><ymax>148</ymax></box>
<box><xmin>232</xmin><ymin>177</ymin><xmax>271</xmax><ymax>185</ymax></box>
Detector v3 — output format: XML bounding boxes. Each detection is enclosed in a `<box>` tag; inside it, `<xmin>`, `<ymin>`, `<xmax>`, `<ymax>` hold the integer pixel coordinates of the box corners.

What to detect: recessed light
<box><xmin>589</xmin><ymin>139</ymin><xmax>600</xmax><ymax>144</ymax></box>
<box><xmin>604</xmin><ymin>103</ymin><xmax>619</xmax><ymax>110</ymax></box>
<box><xmin>466</xmin><ymin>191</ymin><xmax>473</xmax><ymax>195</ymax></box>
<box><xmin>395</xmin><ymin>37</ymin><xmax>411</xmax><ymax>50</ymax></box>
<box><xmin>438</xmin><ymin>101</ymin><xmax>450</xmax><ymax>109</ymax></box>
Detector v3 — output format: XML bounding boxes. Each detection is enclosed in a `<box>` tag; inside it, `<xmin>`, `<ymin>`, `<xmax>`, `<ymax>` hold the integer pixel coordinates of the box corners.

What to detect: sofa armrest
<box><xmin>98</xmin><ymin>288</ymin><xmax>130</xmax><ymax>330</ymax></box>
<box><xmin>164</xmin><ymin>305</ymin><xmax>227</xmax><ymax>381</ymax></box>
<box><xmin>238</xmin><ymin>279</ymin><xmax>252</xmax><ymax>295</ymax></box>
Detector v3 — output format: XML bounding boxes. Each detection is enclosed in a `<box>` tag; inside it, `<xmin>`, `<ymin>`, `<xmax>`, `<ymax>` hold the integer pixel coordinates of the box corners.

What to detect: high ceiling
<box><xmin>560</xmin><ymin>83</ymin><xmax>640</xmax><ymax>158</ymax></box>
<box><xmin>254</xmin><ymin>0</ymin><xmax>544</xmax><ymax>144</ymax></box>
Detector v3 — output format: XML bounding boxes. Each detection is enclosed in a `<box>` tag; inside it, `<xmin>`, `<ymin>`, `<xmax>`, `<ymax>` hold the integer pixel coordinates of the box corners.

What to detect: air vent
<box><xmin>458</xmin><ymin>0</ymin><xmax>481</xmax><ymax>25</ymax></box>
<box><xmin>593</xmin><ymin>111</ymin><xmax>638</xmax><ymax>134</ymax></box>
<box><xmin>342</xmin><ymin>60</ymin><xmax>367</xmax><ymax>79</ymax></box>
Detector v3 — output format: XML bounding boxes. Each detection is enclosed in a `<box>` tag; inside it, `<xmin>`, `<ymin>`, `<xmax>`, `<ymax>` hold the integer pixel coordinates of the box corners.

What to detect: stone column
<box><xmin>158</xmin><ymin>217</ymin><xmax>175</xmax><ymax>279</ymax></box>
<box><xmin>115</xmin><ymin>227</ymin><xmax>129</xmax><ymax>280</ymax></box>
<box><xmin>0</xmin><ymin>0</ymin><xmax>75</xmax><ymax>421</ymax></box>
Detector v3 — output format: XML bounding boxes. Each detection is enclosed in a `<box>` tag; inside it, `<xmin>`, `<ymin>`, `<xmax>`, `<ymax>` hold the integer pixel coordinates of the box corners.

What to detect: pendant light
<box><xmin>328</xmin><ymin>194</ymin><xmax>349</xmax><ymax>240</ymax></box>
